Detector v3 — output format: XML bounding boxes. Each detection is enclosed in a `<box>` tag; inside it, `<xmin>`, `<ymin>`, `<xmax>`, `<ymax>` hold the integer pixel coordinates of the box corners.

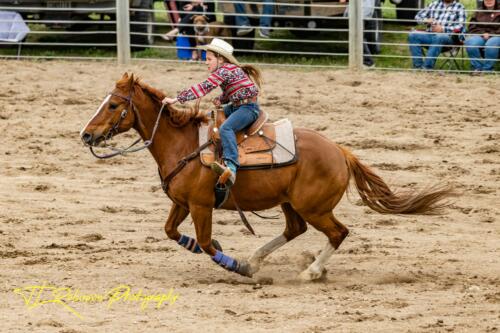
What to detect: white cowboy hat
<box><xmin>198</xmin><ymin>38</ymin><xmax>239</xmax><ymax>66</ymax></box>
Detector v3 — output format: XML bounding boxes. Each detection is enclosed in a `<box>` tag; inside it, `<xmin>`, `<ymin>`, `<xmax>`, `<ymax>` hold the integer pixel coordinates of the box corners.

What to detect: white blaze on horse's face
<box><xmin>80</xmin><ymin>92</ymin><xmax>133</xmax><ymax>146</ymax></box>
<box><xmin>80</xmin><ymin>94</ymin><xmax>111</xmax><ymax>138</ymax></box>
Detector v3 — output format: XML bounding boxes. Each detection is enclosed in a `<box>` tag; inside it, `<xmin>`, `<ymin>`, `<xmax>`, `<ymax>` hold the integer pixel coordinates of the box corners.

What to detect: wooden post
<box><xmin>116</xmin><ymin>0</ymin><xmax>131</xmax><ymax>65</ymax></box>
<box><xmin>348</xmin><ymin>0</ymin><xmax>363</xmax><ymax>70</ymax></box>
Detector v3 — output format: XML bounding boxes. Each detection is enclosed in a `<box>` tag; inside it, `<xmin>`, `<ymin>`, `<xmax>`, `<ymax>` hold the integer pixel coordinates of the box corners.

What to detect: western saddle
<box><xmin>201</xmin><ymin>107</ymin><xmax>278</xmax><ymax>167</ymax></box>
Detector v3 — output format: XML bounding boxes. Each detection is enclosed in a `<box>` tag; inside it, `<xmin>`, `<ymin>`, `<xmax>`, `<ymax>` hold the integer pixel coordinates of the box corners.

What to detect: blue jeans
<box><xmin>234</xmin><ymin>0</ymin><xmax>274</xmax><ymax>28</ymax></box>
<box><xmin>465</xmin><ymin>36</ymin><xmax>500</xmax><ymax>72</ymax></box>
<box><xmin>220</xmin><ymin>103</ymin><xmax>260</xmax><ymax>168</ymax></box>
<box><xmin>408</xmin><ymin>32</ymin><xmax>454</xmax><ymax>69</ymax></box>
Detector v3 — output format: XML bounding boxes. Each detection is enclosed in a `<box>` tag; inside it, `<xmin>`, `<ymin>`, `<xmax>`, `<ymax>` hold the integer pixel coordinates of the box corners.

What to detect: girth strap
<box><xmin>161</xmin><ymin>140</ymin><xmax>213</xmax><ymax>193</ymax></box>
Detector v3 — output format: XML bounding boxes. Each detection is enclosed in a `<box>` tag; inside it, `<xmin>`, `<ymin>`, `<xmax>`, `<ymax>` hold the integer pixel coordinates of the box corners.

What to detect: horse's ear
<box><xmin>121</xmin><ymin>72</ymin><xmax>129</xmax><ymax>80</ymax></box>
<box><xmin>128</xmin><ymin>73</ymin><xmax>135</xmax><ymax>91</ymax></box>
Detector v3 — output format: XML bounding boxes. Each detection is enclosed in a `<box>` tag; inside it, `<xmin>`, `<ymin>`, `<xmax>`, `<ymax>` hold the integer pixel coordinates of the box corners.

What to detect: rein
<box><xmin>89</xmin><ymin>92</ymin><xmax>166</xmax><ymax>159</ymax></box>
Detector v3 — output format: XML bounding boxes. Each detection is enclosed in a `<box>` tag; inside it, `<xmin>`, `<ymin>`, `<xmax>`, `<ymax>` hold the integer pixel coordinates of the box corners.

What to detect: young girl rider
<box><xmin>162</xmin><ymin>38</ymin><xmax>263</xmax><ymax>187</ymax></box>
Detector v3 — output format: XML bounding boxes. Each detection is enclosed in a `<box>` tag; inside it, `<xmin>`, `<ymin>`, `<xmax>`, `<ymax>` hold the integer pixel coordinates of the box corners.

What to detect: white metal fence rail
<box><xmin>0</xmin><ymin>1</ymin><xmax>498</xmax><ymax>73</ymax></box>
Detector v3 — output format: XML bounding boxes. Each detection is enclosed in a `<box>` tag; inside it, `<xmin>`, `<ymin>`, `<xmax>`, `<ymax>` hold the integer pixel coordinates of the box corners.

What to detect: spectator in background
<box><xmin>234</xmin><ymin>0</ymin><xmax>275</xmax><ymax>38</ymax></box>
<box><xmin>408</xmin><ymin>0</ymin><xmax>466</xmax><ymax>70</ymax></box>
<box><xmin>341</xmin><ymin>0</ymin><xmax>376</xmax><ymax>67</ymax></box>
<box><xmin>465</xmin><ymin>0</ymin><xmax>500</xmax><ymax>74</ymax></box>
<box><xmin>162</xmin><ymin>0</ymin><xmax>215</xmax><ymax>41</ymax></box>
<box><xmin>163</xmin><ymin>0</ymin><xmax>183</xmax><ymax>32</ymax></box>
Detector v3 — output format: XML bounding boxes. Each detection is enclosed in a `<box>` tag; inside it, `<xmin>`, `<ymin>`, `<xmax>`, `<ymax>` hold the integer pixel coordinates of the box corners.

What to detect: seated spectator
<box><xmin>464</xmin><ymin>0</ymin><xmax>500</xmax><ymax>74</ymax></box>
<box><xmin>234</xmin><ymin>0</ymin><xmax>275</xmax><ymax>38</ymax></box>
<box><xmin>341</xmin><ymin>0</ymin><xmax>376</xmax><ymax>67</ymax></box>
<box><xmin>408</xmin><ymin>0</ymin><xmax>466</xmax><ymax>70</ymax></box>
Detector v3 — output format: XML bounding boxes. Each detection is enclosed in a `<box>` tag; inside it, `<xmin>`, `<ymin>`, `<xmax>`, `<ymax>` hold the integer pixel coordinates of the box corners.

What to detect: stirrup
<box><xmin>211</xmin><ymin>162</ymin><xmax>236</xmax><ymax>187</ymax></box>
<box><xmin>214</xmin><ymin>182</ymin><xmax>230</xmax><ymax>208</ymax></box>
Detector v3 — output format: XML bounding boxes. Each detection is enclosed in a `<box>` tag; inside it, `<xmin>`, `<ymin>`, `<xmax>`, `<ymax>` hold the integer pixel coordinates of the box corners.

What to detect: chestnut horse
<box><xmin>80</xmin><ymin>73</ymin><xmax>452</xmax><ymax>281</ymax></box>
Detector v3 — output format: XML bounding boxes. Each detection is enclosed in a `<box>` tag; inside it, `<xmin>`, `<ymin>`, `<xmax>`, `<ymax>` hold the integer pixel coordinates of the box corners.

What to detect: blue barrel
<box><xmin>176</xmin><ymin>34</ymin><xmax>192</xmax><ymax>60</ymax></box>
<box><xmin>176</xmin><ymin>34</ymin><xmax>208</xmax><ymax>61</ymax></box>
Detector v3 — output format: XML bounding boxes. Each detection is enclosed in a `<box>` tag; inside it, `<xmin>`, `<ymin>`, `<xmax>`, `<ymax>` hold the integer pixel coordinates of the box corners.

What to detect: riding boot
<box><xmin>211</xmin><ymin>161</ymin><xmax>236</xmax><ymax>187</ymax></box>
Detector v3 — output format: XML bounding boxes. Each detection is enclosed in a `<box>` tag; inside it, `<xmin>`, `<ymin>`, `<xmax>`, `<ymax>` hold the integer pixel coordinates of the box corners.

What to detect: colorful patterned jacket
<box><xmin>176</xmin><ymin>63</ymin><xmax>259</xmax><ymax>104</ymax></box>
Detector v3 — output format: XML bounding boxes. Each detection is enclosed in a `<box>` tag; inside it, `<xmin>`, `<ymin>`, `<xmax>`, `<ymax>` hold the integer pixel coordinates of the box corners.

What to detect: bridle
<box><xmin>86</xmin><ymin>88</ymin><xmax>211</xmax><ymax>196</ymax></box>
<box><xmin>89</xmin><ymin>90</ymin><xmax>166</xmax><ymax>159</ymax></box>
<box><xmin>103</xmin><ymin>92</ymin><xmax>131</xmax><ymax>141</ymax></box>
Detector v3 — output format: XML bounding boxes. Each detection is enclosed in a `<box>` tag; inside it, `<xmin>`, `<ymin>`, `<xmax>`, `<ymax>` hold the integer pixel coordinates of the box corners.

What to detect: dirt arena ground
<box><xmin>0</xmin><ymin>60</ymin><xmax>499</xmax><ymax>333</ymax></box>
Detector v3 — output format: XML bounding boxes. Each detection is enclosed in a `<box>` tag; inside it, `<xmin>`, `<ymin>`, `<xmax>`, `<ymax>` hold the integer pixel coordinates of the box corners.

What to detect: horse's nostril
<box><xmin>81</xmin><ymin>132</ymin><xmax>93</xmax><ymax>145</ymax></box>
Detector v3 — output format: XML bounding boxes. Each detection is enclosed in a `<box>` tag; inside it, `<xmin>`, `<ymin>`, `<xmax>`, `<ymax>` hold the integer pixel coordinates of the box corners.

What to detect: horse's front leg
<box><xmin>190</xmin><ymin>204</ymin><xmax>251</xmax><ymax>277</ymax></box>
<box><xmin>164</xmin><ymin>203</ymin><xmax>203</xmax><ymax>253</ymax></box>
<box><xmin>165</xmin><ymin>203</ymin><xmax>223</xmax><ymax>254</ymax></box>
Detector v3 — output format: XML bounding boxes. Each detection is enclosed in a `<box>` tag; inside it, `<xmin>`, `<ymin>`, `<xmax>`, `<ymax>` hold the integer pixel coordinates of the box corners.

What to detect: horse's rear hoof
<box><xmin>212</xmin><ymin>239</ymin><xmax>223</xmax><ymax>252</ymax></box>
<box><xmin>236</xmin><ymin>260</ymin><xmax>253</xmax><ymax>278</ymax></box>
<box><xmin>298</xmin><ymin>267</ymin><xmax>327</xmax><ymax>281</ymax></box>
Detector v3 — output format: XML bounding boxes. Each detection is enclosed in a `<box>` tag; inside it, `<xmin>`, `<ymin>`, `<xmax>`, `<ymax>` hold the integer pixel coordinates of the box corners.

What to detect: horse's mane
<box><xmin>116</xmin><ymin>74</ymin><xmax>209</xmax><ymax>127</ymax></box>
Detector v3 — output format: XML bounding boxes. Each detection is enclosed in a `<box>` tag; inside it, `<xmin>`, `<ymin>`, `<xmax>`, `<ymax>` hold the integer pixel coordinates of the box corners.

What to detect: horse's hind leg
<box><xmin>298</xmin><ymin>213</ymin><xmax>349</xmax><ymax>281</ymax></box>
<box><xmin>247</xmin><ymin>203</ymin><xmax>308</xmax><ymax>275</ymax></box>
<box><xmin>165</xmin><ymin>203</ymin><xmax>222</xmax><ymax>254</ymax></box>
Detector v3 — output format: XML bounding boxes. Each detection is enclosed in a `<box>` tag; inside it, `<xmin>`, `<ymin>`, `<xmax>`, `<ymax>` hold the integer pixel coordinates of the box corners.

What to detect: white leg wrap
<box><xmin>299</xmin><ymin>241</ymin><xmax>335</xmax><ymax>281</ymax></box>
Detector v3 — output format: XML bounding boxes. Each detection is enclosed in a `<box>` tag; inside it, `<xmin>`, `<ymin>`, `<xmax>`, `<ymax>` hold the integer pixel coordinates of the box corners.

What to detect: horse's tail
<box><xmin>339</xmin><ymin>146</ymin><xmax>454</xmax><ymax>215</ymax></box>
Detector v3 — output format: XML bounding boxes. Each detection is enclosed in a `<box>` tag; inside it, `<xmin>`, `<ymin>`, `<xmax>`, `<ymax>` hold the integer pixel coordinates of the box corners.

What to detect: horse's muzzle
<box><xmin>81</xmin><ymin>132</ymin><xmax>93</xmax><ymax>145</ymax></box>
<box><xmin>81</xmin><ymin>132</ymin><xmax>104</xmax><ymax>146</ymax></box>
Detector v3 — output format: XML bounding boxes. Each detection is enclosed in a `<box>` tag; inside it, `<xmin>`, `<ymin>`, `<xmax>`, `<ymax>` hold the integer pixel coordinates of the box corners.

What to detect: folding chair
<box><xmin>420</xmin><ymin>28</ymin><xmax>465</xmax><ymax>70</ymax></box>
<box><xmin>436</xmin><ymin>43</ymin><xmax>464</xmax><ymax>70</ymax></box>
<box><xmin>0</xmin><ymin>11</ymin><xmax>30</xmax><ymax>59</ymax></box>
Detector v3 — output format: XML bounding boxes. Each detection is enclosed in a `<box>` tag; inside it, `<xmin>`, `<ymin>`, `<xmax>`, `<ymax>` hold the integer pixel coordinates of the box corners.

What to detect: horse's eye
<box><xmin>109</xmin><ymin>103</ymin><xmax>118</xmax><ymax>111</ymax></box>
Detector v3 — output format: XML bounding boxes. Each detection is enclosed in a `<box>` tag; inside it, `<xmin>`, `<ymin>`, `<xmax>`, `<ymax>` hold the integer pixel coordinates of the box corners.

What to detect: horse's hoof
<box><xmin>247</xmin><ymin>258</ymin><xmax>261</xmax><ymax>275</ymax></box>
<box><xmin>212</xmin><ymin>239</ymin><xmax>223</xmax><ymax>252</ymax></box>
<box><xmin>236</xmin><ymin>260</ymin><xmax>253</xmax><ymax>278</ymax></box>
<box><xmin>298</xmin><ymin>267</ymin><xmax>327</xmax><ymax>281</ymax></box>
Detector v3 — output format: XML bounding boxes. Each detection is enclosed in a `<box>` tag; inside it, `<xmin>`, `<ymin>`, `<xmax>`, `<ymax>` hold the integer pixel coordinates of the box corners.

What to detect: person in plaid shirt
<box><xmin>408</xmin><ymin>0</ymin><xmax>466</xmax><ymax>69</ymax></box>
<box><xmin>162</xmin><ymin>38</ymin><xmax>263</xmax><ymax>187</ymax></box>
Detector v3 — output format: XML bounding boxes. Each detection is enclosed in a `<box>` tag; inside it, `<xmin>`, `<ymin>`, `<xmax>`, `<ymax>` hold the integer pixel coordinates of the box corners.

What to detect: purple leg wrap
<box><xmin>177</xmin><ymin>234</ymin><xmax>202</xmax><ymax>253</ymax></box>
<box><xmin>212</xmin><ymin>250</ymin><xmax>239</xmax><ymax>272</ymax></box>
